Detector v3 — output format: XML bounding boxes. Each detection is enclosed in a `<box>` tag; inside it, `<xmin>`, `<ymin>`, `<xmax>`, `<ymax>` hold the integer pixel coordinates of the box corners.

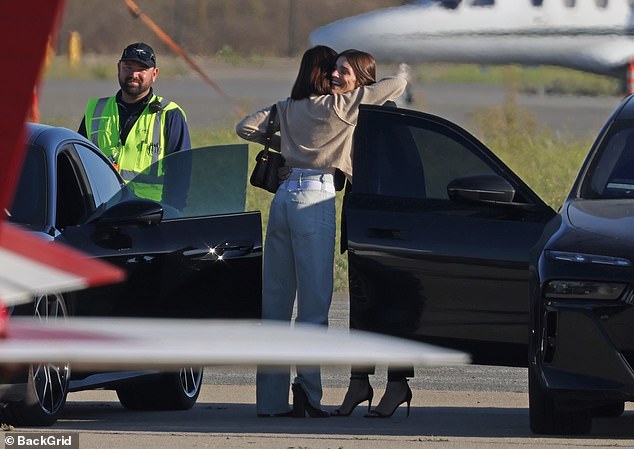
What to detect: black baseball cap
<box><xmin>120</xmin><ymin>42</ymin><xmax>156</xmax><ymax>68</ymax></box>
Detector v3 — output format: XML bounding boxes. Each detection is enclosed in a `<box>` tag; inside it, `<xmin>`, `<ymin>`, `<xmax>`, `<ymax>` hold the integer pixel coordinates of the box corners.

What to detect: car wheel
<box><xmin>528</xmin><ymin>366</ymin><xmax>592</xmax><ymax>435</ymax></box>
<box><xmin>0</xmin><ymin>293</ymin><xmax>71</xmax><ymax>426</ymax></box>
<box><xmin>592</xmin><ymin>401</ymin><xmax>625</xmax><ymax>417</ymax></box>
<box><xmin>116</xmin><ymin>367</ymin><xmax>203</xmax><ymax>410</ymax></box>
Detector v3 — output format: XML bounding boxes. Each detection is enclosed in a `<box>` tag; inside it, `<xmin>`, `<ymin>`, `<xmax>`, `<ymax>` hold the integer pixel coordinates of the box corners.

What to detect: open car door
<box><xmin>346</xmin><ymin>105</ymin><xmax>556</xmax><ymax>366</ymax></box>
<box><xmin>56</xmin><ymin>144</ymin><xmax>262</xmax><ymax>319</ymax></box>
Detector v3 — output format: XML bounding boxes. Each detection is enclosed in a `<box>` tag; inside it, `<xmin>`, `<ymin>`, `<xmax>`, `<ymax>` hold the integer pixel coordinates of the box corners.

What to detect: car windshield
<box><xmin>582</xmin><ymin>121</ymin><xmax>634</xmax><ymax>199</ymax></box>
<box><xmin>104</xmin><ymin>144</ymin><xmax>250</xmax><ymax>219</ymax></box>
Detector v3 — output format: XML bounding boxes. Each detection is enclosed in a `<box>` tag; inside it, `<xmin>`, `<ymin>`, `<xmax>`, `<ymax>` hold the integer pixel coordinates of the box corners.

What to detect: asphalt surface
<box><xmin>16</xmin><ymin>385</ymin><xmax>630</xmax><ymax>449</ymax></box>
<box><xmin>38</xmin><ymin>60</ymin><xmax>622</xmax><ymax>142</ymax></box>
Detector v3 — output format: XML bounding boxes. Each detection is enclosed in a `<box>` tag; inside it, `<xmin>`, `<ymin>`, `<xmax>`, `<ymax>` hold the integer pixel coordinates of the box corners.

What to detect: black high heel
<box><xmin>331</xmin><ymin>379</ymin><xmax>374</xmax><ymax>417</ymax></box>
<box><xmin>291</xmin><ymin>383</ymin><xmax>329</xmax><ymax>418</ymax></box>
<box><xmin>365</xmin><ymin>380</ymin><xmax>412</xmax><ymax>418</ymax></box>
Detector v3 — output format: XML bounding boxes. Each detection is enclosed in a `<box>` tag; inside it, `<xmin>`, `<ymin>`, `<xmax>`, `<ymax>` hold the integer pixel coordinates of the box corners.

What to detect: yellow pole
<box><xmin>68</xmin><ymin>31</ymin><xmax>81</xmax><ymax>68</ymax></box>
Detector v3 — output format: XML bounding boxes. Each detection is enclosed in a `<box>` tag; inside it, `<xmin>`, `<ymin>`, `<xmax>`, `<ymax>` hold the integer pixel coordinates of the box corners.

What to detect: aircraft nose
<box><xmin>309</xmin><ymin>8</ymin><xmax>412</xmax><ymax>57</ymax></box>
<box><xmin>308</xmin><ymin>26</ymin><xmax>328</xmax><ymax>47</ymax></box>
<box><xmin>309</xmin><ymin>17</ymin><xmax>367</xmax><ymax>52</ymax></box>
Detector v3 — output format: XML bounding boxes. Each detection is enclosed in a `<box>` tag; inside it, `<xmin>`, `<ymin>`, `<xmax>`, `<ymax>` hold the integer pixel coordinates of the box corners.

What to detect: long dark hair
<box><xmin>336</xmin><ymin>49</ymin><xmax>376</xmax><ymax>87</ymax></box>
<box><xmin>291</xmin><ymin>45</ymin><xmax>337</xmax><ymax>100</ymax></box>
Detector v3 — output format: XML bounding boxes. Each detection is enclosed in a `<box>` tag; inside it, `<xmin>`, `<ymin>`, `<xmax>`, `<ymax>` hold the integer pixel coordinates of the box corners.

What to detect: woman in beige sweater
<box><xmin>236</xmin><ymin>47</ymin><xmax>406</xmax><ymax>418</ymax></box>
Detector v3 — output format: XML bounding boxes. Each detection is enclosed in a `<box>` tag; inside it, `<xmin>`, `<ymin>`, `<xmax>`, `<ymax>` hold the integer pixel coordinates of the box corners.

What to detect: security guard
<box><xmin>79</xmin><ymin>42</ymin><xmax>191</xmax><ymax>208</ymax></box>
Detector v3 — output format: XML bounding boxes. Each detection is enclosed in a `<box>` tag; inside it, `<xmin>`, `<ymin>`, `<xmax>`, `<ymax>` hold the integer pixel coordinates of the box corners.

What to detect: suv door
<box><xmin>346</xmin><ymin>105</ymin><xmax>556</xmax><ymax>366</ymax></box>
<box><xmin>58</xmin><ymin>144</ymin><xmax>262</xmax><ymax>320</ymax></box>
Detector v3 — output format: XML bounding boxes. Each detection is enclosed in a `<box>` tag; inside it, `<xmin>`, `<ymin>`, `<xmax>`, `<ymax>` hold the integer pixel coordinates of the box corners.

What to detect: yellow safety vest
<box><xmin>84</xmin><ymin>94</ymin><xmax>184</xmax><ymax>202</ymax></box>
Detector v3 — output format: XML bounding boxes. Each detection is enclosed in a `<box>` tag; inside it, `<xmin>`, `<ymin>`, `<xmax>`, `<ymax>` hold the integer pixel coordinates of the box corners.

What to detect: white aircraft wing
<box><xmin>0</xmin><ymin>222</ymin><xmax>124</xmax><ymax>307</ymax></box>
<box><xmin>0</xmin><ymin>317</ymin><xmax>469</xmax><ymax>369</ymax></box>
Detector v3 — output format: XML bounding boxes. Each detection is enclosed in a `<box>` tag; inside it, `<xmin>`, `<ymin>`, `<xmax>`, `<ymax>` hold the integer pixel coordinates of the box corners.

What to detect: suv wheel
<box><xmin>528</xmin><ymin>366</ymin><xmax>592</xmax><ymax>435</ymax></box>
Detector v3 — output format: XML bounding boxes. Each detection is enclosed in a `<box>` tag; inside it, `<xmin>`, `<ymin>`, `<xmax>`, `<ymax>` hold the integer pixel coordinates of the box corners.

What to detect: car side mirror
<box><xmin>447</xmin><ymin>174</ymin><xmax>515</xmax><ymax>204</ymax></box>
<box><xmin>91</xmin><ymin>199</ymin><xmax>163</xmax><ymax>228</ymax></box>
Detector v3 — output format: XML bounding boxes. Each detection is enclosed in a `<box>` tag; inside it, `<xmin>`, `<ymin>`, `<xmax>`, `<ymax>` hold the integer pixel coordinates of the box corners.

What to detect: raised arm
<box><xmin>236</xmin><ymin>104</ymin><xmax>281</xmax><ymax>151</ymax></box>
<box><xmin>332</xmin><ymin>76</ymin><xmax>407</xmax><ymax>124</ymax></box>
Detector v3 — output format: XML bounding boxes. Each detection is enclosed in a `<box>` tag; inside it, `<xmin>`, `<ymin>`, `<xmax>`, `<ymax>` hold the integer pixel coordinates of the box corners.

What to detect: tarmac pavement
<box><xmin>13</xmin><ymin>384</ymin><xmax>634</xmax><ymax>449</ymax></box>
<box><xmin>38</xmin><ymin>59</ymin><xmax>621</xmax><ymax>142</ymax></box>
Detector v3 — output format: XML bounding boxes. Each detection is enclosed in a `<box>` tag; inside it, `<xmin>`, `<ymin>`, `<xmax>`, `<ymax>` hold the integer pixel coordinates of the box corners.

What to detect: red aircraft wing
<box><xmin>0</xmin><ymin>1</ymin><xmax>124</xmax><ymax>313</ymax></box>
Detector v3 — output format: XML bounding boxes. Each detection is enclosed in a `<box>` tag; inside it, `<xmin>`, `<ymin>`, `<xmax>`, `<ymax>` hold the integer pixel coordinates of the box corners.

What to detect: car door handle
<box><xmin>215</xmin><ymin>242</ymin><xmax>255</xmax><ymax>259</ymax></box>
<box><xmin>366</xmin><ymin>228</ymin><xmax>406</xmax><ymax>240</ymax></box>
<box><xmin>126</xmin><ymin>255</ymin><xmax>156</xmax><ymax>264</ymax></box>
<box><xmin>183</xmin><ymin>242</ymin><xmax>254</xmax><ymax>260</ymax></box>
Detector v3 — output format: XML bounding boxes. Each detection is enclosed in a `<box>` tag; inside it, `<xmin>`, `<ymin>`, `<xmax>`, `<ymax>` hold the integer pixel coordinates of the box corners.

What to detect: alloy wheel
<box><xmin>31</xmin><ymin>293</ymin><xmax>71</xmax><ymax>416</ymax></box>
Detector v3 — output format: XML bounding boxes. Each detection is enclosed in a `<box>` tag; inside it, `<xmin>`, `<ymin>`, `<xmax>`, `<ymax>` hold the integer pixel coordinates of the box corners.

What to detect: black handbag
<box><xmin>250</xmin><ymin>105</ymin><xmax>285</xmax><ymax>193</ymax></box>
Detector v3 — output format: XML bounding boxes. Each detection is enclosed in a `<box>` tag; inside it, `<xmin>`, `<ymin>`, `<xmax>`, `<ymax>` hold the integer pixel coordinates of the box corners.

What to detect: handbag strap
<box><xmin>262</xmin><ymin>104</ymin><xmax>278</xmax><ymax>154</ymax></box>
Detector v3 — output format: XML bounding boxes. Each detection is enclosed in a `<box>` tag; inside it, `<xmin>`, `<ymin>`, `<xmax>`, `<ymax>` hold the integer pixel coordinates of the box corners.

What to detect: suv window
<box><xmin>353</xmin><ymin>110</ymin><xmax>495</xmax><ymax>200</ymax></box>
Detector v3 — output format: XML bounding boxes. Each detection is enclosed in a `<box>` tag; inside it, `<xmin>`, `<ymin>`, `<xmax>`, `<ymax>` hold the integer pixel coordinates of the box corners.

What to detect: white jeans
<box><xmin>256</xmin><ymin>170</ymin><xmax>336</xmax><ymax>414</ymax></box>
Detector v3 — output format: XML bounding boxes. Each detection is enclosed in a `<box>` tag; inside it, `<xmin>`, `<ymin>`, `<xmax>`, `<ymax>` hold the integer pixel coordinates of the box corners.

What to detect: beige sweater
<box><xmin>236</xmin><ymin>77</ymin><xmax>406</xmax><ymax>181</ymax></box>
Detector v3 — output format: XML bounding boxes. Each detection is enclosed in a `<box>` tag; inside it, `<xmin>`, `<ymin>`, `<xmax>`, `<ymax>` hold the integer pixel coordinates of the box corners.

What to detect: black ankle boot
<box><xmin>291</xmin><ymin>383</ymin><xmax>329</xmax><ymax>418</ymax></box>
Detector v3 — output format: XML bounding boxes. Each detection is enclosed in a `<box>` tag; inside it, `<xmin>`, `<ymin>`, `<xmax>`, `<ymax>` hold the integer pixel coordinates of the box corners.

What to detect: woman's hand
<box><xmin>278</xmin><ymin>166</ymin><xmax>292</xmax><ymax>183</ymax></box>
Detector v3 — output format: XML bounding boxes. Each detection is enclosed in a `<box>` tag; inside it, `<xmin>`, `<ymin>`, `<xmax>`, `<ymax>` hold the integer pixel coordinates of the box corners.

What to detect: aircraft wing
<box><xmin>0</xmin><ymin>222</ymin><xmax>124</xmax><ymax>307</ymax></box>
<box><xmin>0</xmin><ymin>317</ymin><xmax>469</xmax><ymax>369</ymax></box>
<box><xmin>0</xmin><ymin>0</ymin><xmax>125</xmax><ymax>309</ymax></box>
<box><xmin>1</xmin><ymin>1</ymin><xmax>64</xmax><ymax>211</ymax></box>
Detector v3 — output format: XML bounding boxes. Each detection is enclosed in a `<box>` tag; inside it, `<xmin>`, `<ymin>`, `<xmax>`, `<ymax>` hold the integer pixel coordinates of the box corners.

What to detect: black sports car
<box><xmin>3</xmin><ymin>123</ymin><xmax>262</xmax><ymax>426</ymax></box>
<box><xmin>345</xmin><ymin>96</ymin><xmax>634</xmax><ymax>435</ymax></box>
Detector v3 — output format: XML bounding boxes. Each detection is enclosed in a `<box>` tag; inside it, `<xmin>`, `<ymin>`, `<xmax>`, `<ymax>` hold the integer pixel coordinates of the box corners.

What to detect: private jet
<box><xmin>310</xmin><ymin>0</ymin><xmax>634</xmax><ymax>91</ymax></box>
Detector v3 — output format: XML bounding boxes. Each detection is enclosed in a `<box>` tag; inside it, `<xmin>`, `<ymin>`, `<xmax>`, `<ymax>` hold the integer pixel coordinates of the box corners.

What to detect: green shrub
<box><xmin>216</xmin><ymin>45</ymin><xmax>244</xmax><ymax>66</ymax></box>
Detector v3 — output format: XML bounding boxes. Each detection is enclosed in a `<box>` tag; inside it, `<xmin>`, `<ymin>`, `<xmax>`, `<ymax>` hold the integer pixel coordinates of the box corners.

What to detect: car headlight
<box><xmin>546</xmin><ymin>250</ymin><xmax>631</xmax><ymax>267</ymax></box>
<box><xmin>544</xmin><ymin>280</ymin><xmax>626</xmax><ymax>300</ymax></box>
